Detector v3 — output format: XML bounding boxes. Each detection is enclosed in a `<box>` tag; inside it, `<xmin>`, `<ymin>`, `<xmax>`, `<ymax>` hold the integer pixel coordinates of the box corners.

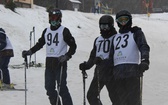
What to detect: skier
<box><xmin>110</xmin><ymin>10</ymin><xmax>150</xmax><ymax>105</ymax></box>
<box><xmin>22</xmin><ymin>8</ymin><xmax>77</xmax><ymax>105</ymax></box>
<box><xmin>0</xmin><ymin>28</ymin><xmax>14</xmax><ymax>88</ymax></box>
<box><xmin>94</xmin><ymin>2</ymin><xmax>100</xmax><ymax>14</ymax></box>
<box><xmin>79</xmin><ymin>15</ymin><xmax>118</xmax><ymax>105</ymax></box>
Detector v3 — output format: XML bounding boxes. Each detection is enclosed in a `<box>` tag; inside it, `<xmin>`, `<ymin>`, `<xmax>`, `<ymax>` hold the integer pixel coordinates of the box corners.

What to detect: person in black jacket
<box><xmin>79</xmin><ymin>15</ymin><xmax>118</xmax><ymax>105</ymax></box>
<box><xmin>110</xmin><ymin>10</ymin><xmax>150</xmax><ymax>105</ymax></box>
<box><xmin>22</xmin><ymin>8</ymin><xmax>77</xmax><ymax>105</ymax></box>
<box><xmin>0</xmin><ymin>28</ymin><xmax>14</xmax><ymax>87</ymax></box>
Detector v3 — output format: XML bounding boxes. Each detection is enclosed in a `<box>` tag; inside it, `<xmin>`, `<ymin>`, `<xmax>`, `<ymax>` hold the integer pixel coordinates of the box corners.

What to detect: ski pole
<box><xmin>56</xmin><ymin>63</ymin><xmax>63</xmax><ymax>105</ymax></box>
<box><xmin>0</xmin><ymin>69</ymin><xmax>3</xmax><ymax>89</ymax></box>
<box><xmin>29</xmin><ymin>31</ymin><xmax>32</xmax><ymax>67</ymax></box>
<box><xmin>33</xmin><ymin>27</ymin><xmax>36</xmax><ymax>67</ymax></box>
<box><xmin>82</xmin><ymin>70</ymin><xmax>88</xmax><ymax>105</ymax></box>
<box><xmin>96</xmin><ymin>66</ymin><xmax>101</xmax><ymax>105</ymax></box>
<box><xmin>0</xmin><ymin>69</ymin><xmax>3</xmax><ymax>82</ymax></box>
<box><xmin>24</xmin><ymin>56</ymin><xmax>28</xmax><ymax>105</ymax></box>
<box><xmin>94</xmin><ymin>56</ymin><xmax>104</xmax><ymax>105</ymax></box>
<box><xmin>140</xmin><ymin>76</ymin><xmax>143</xmax><ymax>105</ymax></box>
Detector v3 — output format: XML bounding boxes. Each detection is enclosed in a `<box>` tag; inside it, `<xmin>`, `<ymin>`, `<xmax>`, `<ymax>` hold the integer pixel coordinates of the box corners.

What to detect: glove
<box><xmin>93</xmin><ymin>57</ymin><xmax>103</xmax><ymax>65</ymax></box>
<box><xmin>131</xmin><ymin>26</ymin><xmax>141</xmax><ymax>33</ymax></box>
<box><xmin>58</xmin><ymin>55</ymin><xmax>70</xmax><ymax>63</ymax></box>
<box><xmin>22</xmin><ymin>50</ymin><xmax>32</xmax><ymax>58</ymax></box>
<box><xmin>79</xmin><ymin>61</ymin><xmax>88</xmax><ymax>71</ymax></box>
<box><xmin>139</xmin><ymin>60</ymin><xmax>149</xmax><ymax>75</ymax></box>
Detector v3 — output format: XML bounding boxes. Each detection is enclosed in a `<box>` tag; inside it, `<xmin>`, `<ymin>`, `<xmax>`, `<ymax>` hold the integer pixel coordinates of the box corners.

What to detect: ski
<box><xmin>0</xmin><ymin>82</ymin><xmax>26</xmax><ymax>91</ymax></box>
<box><xmin>9</xmin><ymin>64</ymin><xmax>24</xmax><ymax>69</ymax></box>
<box><xmin>0</xmin><ymin>88</ymin><xmax>27</xmax><ymax>91</ymax></box>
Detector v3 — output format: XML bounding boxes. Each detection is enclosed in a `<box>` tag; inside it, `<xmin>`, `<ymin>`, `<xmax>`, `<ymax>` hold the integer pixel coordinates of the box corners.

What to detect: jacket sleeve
<box><xmin>30</xmin><ymin>28</ymin><xmax>46</xmax><ymax>54</ymax></box>
<box><xmin>85</xmin><ymin>38</ymin><xmax>98</xmax><ymax>69</ymax></box>
<box><xmin>63</xmin><ymin>27</ymin><xmax>77</xmax><ymax>58</ymax></box>
<box><xmin>134</xmin><ymin>28</ymin><xmax>150</xmax><ymax>62</ymax></box>
<box><xmin>0</xmin><ymin>33</ymin><xmax>7</xmax><ymax>50</ymax></box>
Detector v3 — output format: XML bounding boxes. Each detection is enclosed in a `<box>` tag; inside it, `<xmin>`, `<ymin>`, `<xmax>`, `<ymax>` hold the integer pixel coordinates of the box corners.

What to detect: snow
<box><xmin>69</xmin><ymin>0</ymin><xmax>81</xmax><ymax>4</ymax></box>
<box><xmin>0</xmin><ymin>4</ymin><xmax>168</xmax><ymax>105</ymax></box>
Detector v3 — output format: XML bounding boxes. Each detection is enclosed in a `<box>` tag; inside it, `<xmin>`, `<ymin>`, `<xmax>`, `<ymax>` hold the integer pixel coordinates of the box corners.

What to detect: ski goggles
<box><xmin>100</xmin><ymin>24</ymin><xmax>110</xmax><ymax>30</ymax></box>
<box><xmin>116</xmin><ymin>16</ymin><xmax>130</xmax><ymax>25</ymax></box>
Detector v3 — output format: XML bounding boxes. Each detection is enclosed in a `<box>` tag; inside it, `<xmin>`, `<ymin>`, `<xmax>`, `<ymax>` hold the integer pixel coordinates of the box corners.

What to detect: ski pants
<box><xmin>0</xmin><ymin>56</ymin><xmax>11</xmax><ymax>84</ymax></box>
<box><xmin>114</xmin><ymin>77</ymin><xmax>141</xmax><ymax>105</ymax></box>
<box><xmin>45</xmin><ymin>58</ymin><xmax>73</xmax><ymax>105</ymax></box>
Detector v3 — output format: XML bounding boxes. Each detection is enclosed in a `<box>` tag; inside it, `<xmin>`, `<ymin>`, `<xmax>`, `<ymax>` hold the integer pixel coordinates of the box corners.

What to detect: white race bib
<box><xmin>95</xmin><ymin>35</ymin><xmax>114</xmax><ymax>59</ymax></box>
<box><xmin>113</xmin><ymin>32</ymin><xmax>140</xmax><ymax>66</ymax></box>
<box><xmin>44</xmin><ymin>26</ymin><xmax>67</xmax><ymax>57</ymax></box>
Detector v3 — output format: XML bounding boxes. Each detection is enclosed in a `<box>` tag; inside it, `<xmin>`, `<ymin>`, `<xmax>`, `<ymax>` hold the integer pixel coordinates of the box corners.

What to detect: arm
<box><xmin>84</xmin><ymin>38</ymin><xmax>98</xmax><ymax>69</ymax></box>
<box><xmin>134</xmin><ymin>28</ymin><xmax>150</xmax><ymax>62</ymax></box>
<box><xmin>63</xmin><ymin>28</ymin><xmax>77</xmax><ymax>58</ymax></box>
<box><xmin>133</xmin><ymin>28</ymin><xmax>150</xmax><ymax>73</ymax></box>
<box><xmin>0</xmin><ymin>33</ymin><xmax>7</xmax><ymax>50</ymax></box>
<box><xmin>30</xmin><ymin>28</ymin><xmax>47</xmax><ymax>54</ymax></box>
<box><xmin>79</xmin><ymin>38</ymin><xmax>98</xmax><ymax>71</ymax></box>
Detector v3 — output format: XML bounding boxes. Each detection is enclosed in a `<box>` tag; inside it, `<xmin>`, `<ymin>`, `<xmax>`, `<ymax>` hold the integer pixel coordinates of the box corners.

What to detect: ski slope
<box><xmin>0</xmin><ymin>4</ymin><xmax>168</xmax><ymax>105</ymax></box>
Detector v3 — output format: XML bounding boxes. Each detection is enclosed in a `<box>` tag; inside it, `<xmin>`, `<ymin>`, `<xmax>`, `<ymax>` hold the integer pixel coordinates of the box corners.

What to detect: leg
<box><xmin>106</xmin><ymin>77</ymin><xmax>121</xmax><ymax>105</ymax></box>
<box><xmin>87</xmin><ymin>75</ymin><xmax>104</xmax><ymax>105</ymax></box>
<box><xmin>58</xmin><ymin>63</ymin><xmax>73</xmax><ymax>105</ymax></box>
<box><xmin>125</xmin><ymin>77</ymin><xmax>140</xmax><ymax>105</ymax></box>
<box><xmin>113</xmin><ymin>78</ymin><xmax>127</xmax><ymax>105</ymax></box>
<box><xmin>45</xmin><ymin>69</ymin><xmax>61</xmax><ymax>105</ymax></box>
<box><xmin>0</xmin><ymin>57</ymin><xmax>11</xmax><ymax>84</ymax></box>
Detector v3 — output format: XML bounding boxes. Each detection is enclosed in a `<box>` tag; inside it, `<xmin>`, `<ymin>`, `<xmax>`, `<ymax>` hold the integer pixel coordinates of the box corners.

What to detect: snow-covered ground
<box><xmin>0</xmin><ymin>4</ymin><xmax>168</xmax><ymax>105</ymax></box>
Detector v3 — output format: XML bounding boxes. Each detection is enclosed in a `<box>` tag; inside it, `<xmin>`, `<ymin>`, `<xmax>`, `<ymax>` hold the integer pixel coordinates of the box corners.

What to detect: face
<box><xmin>50</xmin><ymin>15</ymin><xmax>61</xmax><ymax>26</ymax></box>
<box><xmin>100</xmin><ymin>23</ymin><xmax>110</xmax><ymax>30</ymax></box>
<box><xmin>116</xmin><ymin>16</ymin><xmax>130</xmax><ymax>26</ymax></box>
<box><xmin>49</xmin><ymin>14</ymin><xmax>60</xmax><ymax>21</ymax></box>
<box><xmin>49</xmin><ymin>11</ymin><xmax>61</xmax><ymax>27</ymax></box>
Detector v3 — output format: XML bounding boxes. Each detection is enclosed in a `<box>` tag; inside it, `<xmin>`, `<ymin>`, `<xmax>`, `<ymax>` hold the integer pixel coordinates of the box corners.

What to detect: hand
<box><xmin>139</xmin><ymin>60</ymin><xmax>149</xmax><ymax>75</ymax></box>
<box><xmin>93</xmin><ymin>57</ymin><xmax>103</xmax><ymax>65</ymax></box>
<box><xmin>58</xmin><ymin>55</ymin><xmax>70</xmax><ymax>63</ymax></box>
<box><xmin>22</xmin><ymin>50</ymin><xmax>32</xmax><ymax>58</ymax></box>
<box><xmin>79</xmin><ymin>62</ymin><xmax>88</xmax><ymax>71</ymax></box>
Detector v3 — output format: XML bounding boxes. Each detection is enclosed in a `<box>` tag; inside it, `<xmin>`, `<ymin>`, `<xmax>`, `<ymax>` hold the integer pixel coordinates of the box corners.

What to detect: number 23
<box><xmin>115</xmin><ymin>34</ymin><xmax>129</xmax><ymax>50</ymax></box>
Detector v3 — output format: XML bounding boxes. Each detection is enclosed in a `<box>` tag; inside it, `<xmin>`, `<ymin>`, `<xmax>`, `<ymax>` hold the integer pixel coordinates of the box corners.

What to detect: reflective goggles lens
<box><xmin>100</xmin><ymin>24</ymin><xmax>110</xmax><ymax>30</ymax></box>
<box><xmin>116</xmin><ymin>16</ymin><xmax>130</xmax><ymax>25</ymax></box>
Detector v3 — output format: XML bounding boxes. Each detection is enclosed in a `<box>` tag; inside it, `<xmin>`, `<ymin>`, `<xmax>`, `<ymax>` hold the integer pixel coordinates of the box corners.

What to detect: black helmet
<box><xmin>99</xmin><ymin>15</ymin><xmax>114</xmax><ymax>31</ymax></box>
<box><xmin>48</xmin><ymin>8</ymin><xmax>62</xmax><ymax>26</ymax></box>
<box><xmin>99</xmin><ymin>15</ymin><xmax>114</xmax><ymax>26</ymax></box>
<box><xmin>116</xmin><ymin>10</ymin><xmax>132</xmax><ymax>29</ymax></box>
<box><xmin>116</xmin><ymin>10</ymin><xmax>132</xmax><ymax>20</ymax></box>
<box><xmin>99</xmin><ymin>15</ymin><xmax>116</xmax><ymax>38</ymax></box>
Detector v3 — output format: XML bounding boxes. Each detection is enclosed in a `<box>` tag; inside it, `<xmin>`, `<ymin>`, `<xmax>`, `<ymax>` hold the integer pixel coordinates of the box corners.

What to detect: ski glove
<box><xmin>22</xmin><ymin>50</ymin><xmax>32</xmax><ymax>58</ymax></box>
<box><xmin>58</xmin><ymin>55</ymin><xmax>70</xmax><ymax>63</ymax></box>
<box><xmin>139</xmin><ymin>59</ymin><xmax>149</xmax><ymax>75</ymax></box>
<box><xmin>79</xmin><ymin>61</ymin><xmax>89</xmax><ymax>71</ymax></box>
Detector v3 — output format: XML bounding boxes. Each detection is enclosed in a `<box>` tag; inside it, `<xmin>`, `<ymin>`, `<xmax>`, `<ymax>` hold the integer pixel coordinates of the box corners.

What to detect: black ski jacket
<box><xmin>29</xmin><ymin>25</ymin><xmax>77</xmax><ymax>69</ymax></box>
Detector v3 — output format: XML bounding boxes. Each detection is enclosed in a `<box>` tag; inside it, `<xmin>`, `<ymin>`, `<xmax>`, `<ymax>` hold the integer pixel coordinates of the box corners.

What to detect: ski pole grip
<box><xmin>82</xmin><ymin>70</ymin><xmax>88</xmax><ymax>79</ymax></box>
<box><xmin>24</xmin><ymin>56</ymin><xmax>28</xmax><ymax>69</ymax></box>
